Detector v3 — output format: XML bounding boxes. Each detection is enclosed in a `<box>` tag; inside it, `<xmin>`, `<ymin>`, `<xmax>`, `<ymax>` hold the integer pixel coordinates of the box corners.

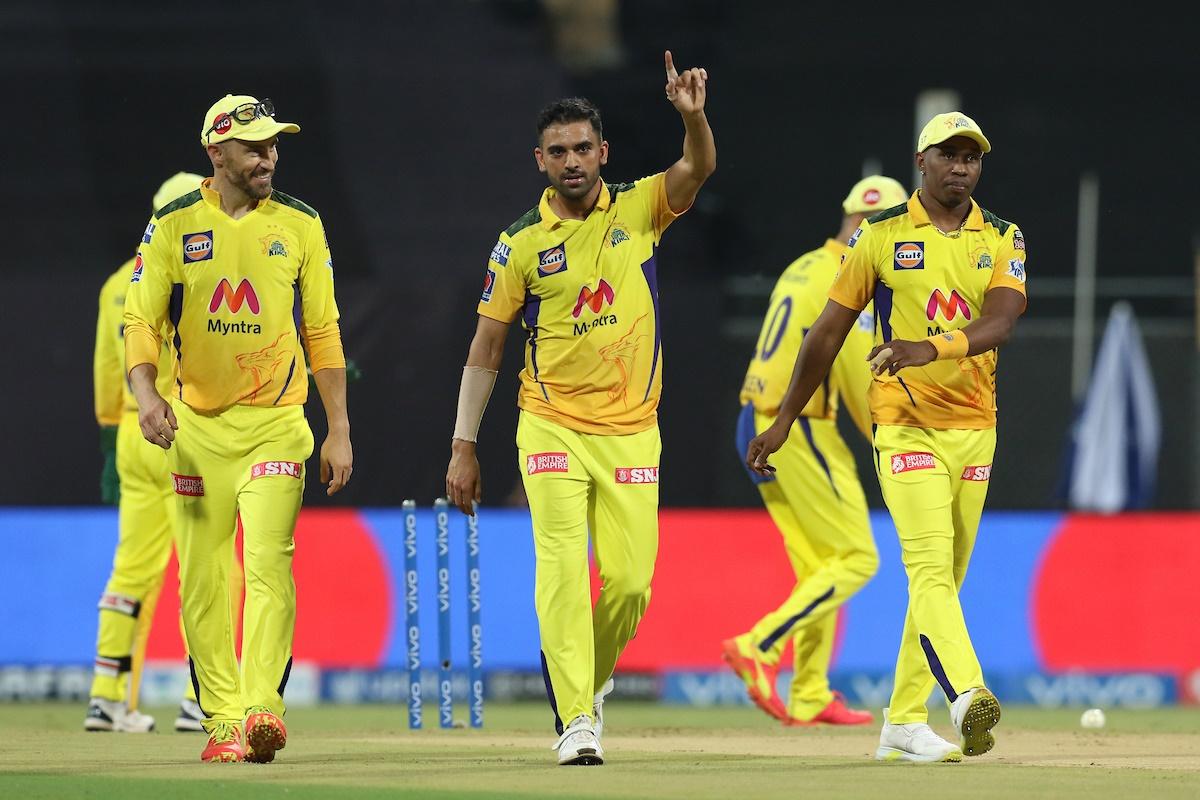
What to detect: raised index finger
<box><xmin>665</xmin><ymin>50</ymin><xmax>678</xmax><ymax>80</ymax></box>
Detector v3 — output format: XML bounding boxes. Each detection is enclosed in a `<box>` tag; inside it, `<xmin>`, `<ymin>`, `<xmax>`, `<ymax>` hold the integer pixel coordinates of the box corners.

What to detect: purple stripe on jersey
<box><xmin>920</xmin><ymin>633</ymin><xmax>959</xmax><ymax>701</ymax></box>
<box><xmin>758</xmin><ymin>585</ymin><xmax>835</xmax><ymax>652</ymax></box>
<box><xmin>641</xmin><ymin>247</ymin><xmax>661</xmax><ymax>403</ymax></box>
<box><xmin>292</xmin><ymin>281</ymin><xmax>302</xmax><ymax>335</ymax></box>
<box><xmin>273</xmin><ymin>356</ymin><xmax>296</xmax><ymax>405</ymax></box>
<box><xmin>169</xmin><ymin>283</ymin><xmax>184</xmax><ymax>400</ymax></box>
<box><xmin>873</xmin><ymin>280</ymin><xmax>894</xmax><ymax>342</ymax></box>
<box><xmin>522</xmin><ymin>290</ymin><xmax>549</xmax><ymax>400</ymax></box>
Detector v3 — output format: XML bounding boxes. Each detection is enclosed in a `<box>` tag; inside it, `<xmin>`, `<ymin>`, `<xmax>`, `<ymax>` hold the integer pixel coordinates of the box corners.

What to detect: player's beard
<box><xmin>232</xmin><ymin>168</ymin><xmax>274</xmax><ymax>201</ymax></box>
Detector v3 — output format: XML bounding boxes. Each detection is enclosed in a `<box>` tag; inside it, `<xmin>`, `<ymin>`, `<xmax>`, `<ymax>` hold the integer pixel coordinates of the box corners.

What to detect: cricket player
<box><xmin>90</xmin><ymin>172</ymin><xmax>211</xmax><ymax>734</ymax></box>
<box><xmin>724</xmin><ymin>176</ymin><xmax>908</xmax><ymax>727</ymax></box>
<box><xmin>445</xmin><ymin>52</ymin><xmax>715</xmax><ymax>765</ymax></box>
<box><xmin>124</xmin><ymin>94</ymin><xmax>352</xmax><ymax>763</ymax></box>
<box><xmin>747</xmin><ymin>113</ymin><xmax>1026</xmax><ymax>762</ymax></box>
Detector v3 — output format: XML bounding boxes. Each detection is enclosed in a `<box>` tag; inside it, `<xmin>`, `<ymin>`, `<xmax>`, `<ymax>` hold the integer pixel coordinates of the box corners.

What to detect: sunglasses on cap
<box><xmin>203</xmin><ymin>98</ymin><xmax>277</xmax><ymax>143</ymax></box>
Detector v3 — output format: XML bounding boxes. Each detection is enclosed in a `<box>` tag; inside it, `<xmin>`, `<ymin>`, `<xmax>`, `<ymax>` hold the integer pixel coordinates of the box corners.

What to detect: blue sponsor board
<box><xmin>660</xmin><ymin>670</ymin><xmax>1177</xmax><ymax>709</ymax></box>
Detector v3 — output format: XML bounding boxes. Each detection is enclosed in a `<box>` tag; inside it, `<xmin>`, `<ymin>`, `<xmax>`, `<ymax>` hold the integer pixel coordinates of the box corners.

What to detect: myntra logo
<box><xmin>209</xmin><ymin>278</ymin><xmax>260</xmax><ymax>314</ymax></box>
<box><xmin>926</xmin><ymin>289</ymin><xmax>971</xmax><ymax>321</ymax></box>
<box><xmin>572</xmin><ymin>280</ymin><xmax>615</xmax><ymax>318</ymax></box>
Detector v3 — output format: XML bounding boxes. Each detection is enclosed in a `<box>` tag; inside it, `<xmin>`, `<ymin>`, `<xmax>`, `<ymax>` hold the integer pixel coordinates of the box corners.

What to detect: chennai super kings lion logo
<box><xmin>235</xmin><ymin>332</ymin><xmax>292</xmax><ymax>402</ymax></box>
<box><xmin>597</xmin><ymin>313</ymin><xmax>649</xmax><ymax>406</ymax></box>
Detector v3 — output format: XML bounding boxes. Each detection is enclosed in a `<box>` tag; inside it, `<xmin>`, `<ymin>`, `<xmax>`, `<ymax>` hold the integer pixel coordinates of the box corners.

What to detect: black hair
<box><xmin>536</xmin><ymin>97</ymin><xmax>603</xmax><ymax>143</ymax></box>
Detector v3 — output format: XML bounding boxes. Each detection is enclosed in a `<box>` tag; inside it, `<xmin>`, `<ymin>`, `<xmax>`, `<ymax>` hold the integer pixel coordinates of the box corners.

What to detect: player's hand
<box><xmin>745</xmin><ymin>419</ymin><xmax>791</xmax><ymax>477</ymax></box>
<box><xmin>137</xmin><ymin>393</ymin><xmax>178</xmax><ymax>450</ymax></box>
<box><xmin>867</xmin><ymin>340</ymin><xmax>937</xmax><ymax>376</ymax></box>
<box><xmin>446</xmin><ymin>440</ymin><xmax>482</xmax><ymax>516</ymax></box>
<box><xmin>320</xmin><ymin>430</ymin><xmax>353</xmax><ymax>495</ymax></box>
<box><xmin>665</xmin><ymin>50</ymin><xmax>708</xmax><ymax>114</ymax></box>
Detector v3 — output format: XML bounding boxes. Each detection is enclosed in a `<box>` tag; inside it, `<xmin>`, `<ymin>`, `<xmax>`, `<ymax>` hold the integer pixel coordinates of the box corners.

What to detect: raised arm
<box><xmin>446</xmin><ymin>314</ymin><xmax>511</xmax><ymax>515</ymax></box>
<box><xmin>745</xmin><ymin>299</ymin><xmax>860</xmax><ymax>474</ymax></box>
<box><xmin>662</xmin><ymin>50</ymin><xmax>716</xmax><ymax>214</ymax></box>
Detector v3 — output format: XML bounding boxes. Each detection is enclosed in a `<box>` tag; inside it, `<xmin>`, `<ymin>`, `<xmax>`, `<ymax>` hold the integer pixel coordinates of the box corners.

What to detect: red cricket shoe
<box><xmin>721</xmin><ymin>637</ymin><xmax>788</xmax><ymax>722</ymax></box>
<box><xmin>783</xmin><ymin>691</ymin><xmax>874</xmax><ymax>727</ymax></box>
<box><xmin>244</xmin><ymin>706</ymin><xmax>288</xmax><ymax>764</ymax></box>
<box><xmin>200</xmin><ymin>722</ymin><xmax>245</xmax><ymax>763</ymax></box>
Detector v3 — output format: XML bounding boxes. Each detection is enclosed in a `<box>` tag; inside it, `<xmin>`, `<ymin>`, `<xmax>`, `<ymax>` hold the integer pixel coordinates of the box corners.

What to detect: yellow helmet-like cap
<box><xmin>917</xmin><ymin>111</ymin><xmax>991</xmax><ymax>154</ymax></box>
<box><xmin>842</xmin><ymin>175</ymin><xmax>908</xmax><ymax>215</ymax></box>
<box><xmin>152</xmin><ymin>172</ymin><xmax>204</xmax><ymax>213</ymax></box>
<box><xmin>199</xmin><ymin>94</ymin><xmax>300</xmax><ymax>147</ymax></box>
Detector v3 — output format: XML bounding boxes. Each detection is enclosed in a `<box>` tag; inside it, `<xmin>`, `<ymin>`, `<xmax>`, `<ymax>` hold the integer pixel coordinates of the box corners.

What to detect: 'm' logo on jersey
<box><xmin>527</xmin><ymin>452</ymin><xmax>569</xmax><ymax>475</ymax></box>
<box><xmin>251</xmin><ymin>461</ymin><xmax>302</xmax><ymax>480</ymax></box>
<box><xmin>891</xmin><ymin>452</ymin><xmax>936</xmax><ymax>474</ymax></box>
<box><xmin>481</xmin><ymin>268</ymin><xmax>496</xmax><ymax>303</ymax></box>
<box><xmin>572</xmin><ymin>280</ymin><xmax>615</xmax><ymax>318</ymax></box>
<box><xmin>894</xmin><ymin>242</ymin><xmax>924</xmax><ymax>270</ymax></box>
<box><xmin>209</xmin><ymin>278</ymin><xmax>260</xmax><ymax>314</ymax></box>
<box><xmin>615</xmin><ymin>467</ymin><xmax>659</xmax><ymax>484</ymax></box>
<box><xmin>183</xmin><ymin>231</ymin><xmax>214</xmax><ymax>263</ymax></box>
<box><xmin>926</xmin><ymin>289</ymin><xmax>972</xmax><ymax>321</ymax></box>
<box><xmin>536</xmin><ymin>244</ymin><xmax>567</xmax><ymax>277</ymax></box>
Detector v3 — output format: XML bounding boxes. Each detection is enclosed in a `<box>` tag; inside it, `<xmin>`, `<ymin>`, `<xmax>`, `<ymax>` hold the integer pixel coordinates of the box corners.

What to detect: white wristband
<box><xmin>452</xmin><ymin>365</ymin><xmax>498</xmax><ymax>443</ymax></box>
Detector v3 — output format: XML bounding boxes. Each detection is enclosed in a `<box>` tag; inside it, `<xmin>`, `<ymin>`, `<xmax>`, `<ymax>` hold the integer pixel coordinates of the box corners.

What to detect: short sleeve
<box><xmin>987</xmin><ymin>225</ymin><xmax>1028</xmax><ymax>304</ymax></box>
<box><xmin>477</xmin><ymin>231</ymin><xmax>525</xmax><ymax>323</ymax></box>
<box><xmin>827</xmin><ymin>223</ymin><xmax>879</xmax><ymax>312</ymax></box>
<box><xmin>635</xmin><ymin>173</ymin><xmax>686</xmax><ymax>242</ymax></box>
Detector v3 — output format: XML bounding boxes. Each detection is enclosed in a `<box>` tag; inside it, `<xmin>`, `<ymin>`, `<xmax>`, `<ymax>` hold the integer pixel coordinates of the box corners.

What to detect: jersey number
<box><xmin>757</xmin><ymin>297</ymin><xmax>793</xmax><ymax>361</ymax></box>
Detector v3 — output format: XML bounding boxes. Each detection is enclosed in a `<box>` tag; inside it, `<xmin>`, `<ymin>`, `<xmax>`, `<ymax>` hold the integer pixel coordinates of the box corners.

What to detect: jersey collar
<box><xmin>539</xmin><ymin>180</ymin><xmax>612</xmax><ymax>230</ymax></box>
<box><xmin>908</xmin><ymin>190</ymin><xmax>984</xmax><ymax>231</ymax></box>
<box><xmin>822</xmin><ymin>238</ymin><xmax>846</xmax><ymax>257</ymax></box>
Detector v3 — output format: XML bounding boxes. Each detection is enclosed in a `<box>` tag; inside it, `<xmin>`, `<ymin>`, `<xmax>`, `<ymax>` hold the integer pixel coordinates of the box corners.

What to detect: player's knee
<box><xmin>600</xmin><ymin>570</ymin><xmax>653</xmax><ymax>604</ymax></box>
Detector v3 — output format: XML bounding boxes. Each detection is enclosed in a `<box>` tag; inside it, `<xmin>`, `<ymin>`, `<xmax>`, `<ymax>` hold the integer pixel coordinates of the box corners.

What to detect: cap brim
<box><xmin>923</xmin><ymin>129</ymin><xmax>991</xmax><ymax>154</ymax></box>
<box><xmin>233</xmin><ymin>120</ymin><xmax>301</xmax><ymax>141</ymax></box>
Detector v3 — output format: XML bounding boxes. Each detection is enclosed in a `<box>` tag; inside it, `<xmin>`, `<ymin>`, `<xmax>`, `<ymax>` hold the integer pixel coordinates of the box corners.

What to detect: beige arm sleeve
<box><xmin>452</xmin><ymin>365</ymin><xmax>499</xmax><ymax>443</ymax></box>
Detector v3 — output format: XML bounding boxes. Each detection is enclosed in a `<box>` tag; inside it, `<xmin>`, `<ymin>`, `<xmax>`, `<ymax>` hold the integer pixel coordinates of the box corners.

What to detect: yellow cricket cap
<box><xmin>917</xmin><ymin>111</ymin><xmax>991</xmax><ymax>154</ymax></box>
<box><xmin>842</xmin><ymin>175</ymin><xmax>908</xmax><ymax>215</ymax></box>
<box><xmin>152</xmin><ymin>172</ymin><xmax>204</xmax><ymax>213</ymax></box>
<box><xmin>199</xmin><ymin>94</ymin><xmax>300</xmax><ymax>147</ymax></box>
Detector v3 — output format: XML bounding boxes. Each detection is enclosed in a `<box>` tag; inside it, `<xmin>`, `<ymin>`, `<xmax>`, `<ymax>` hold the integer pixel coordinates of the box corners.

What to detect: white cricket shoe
<box><xmin>593</xmin><ymin>678</ymin><xmax>614</xmax><ymax>741</ymax></box>
<box><xmin>552</xmin><ymin>714</ymin><xmax>604</xmax><ymax>766</ymax></box>
<box><xmin>950</xmin><ymin>687</ymin><xmax>1001</xmax><ymax>757</ymax></box>
<box><xmin>175</xmin><ymin>698</ymin><xmax>206</xmax><ymax>732</ymax></box>
<box><xmin>875</xmin><ymin>708</ymin><xmax>962</xmax><ymax>763</ymax></box>
<box><xmin>84</xmin><ymin>698</ymin><xmax>156</xmax><ymax>733</ymax></box>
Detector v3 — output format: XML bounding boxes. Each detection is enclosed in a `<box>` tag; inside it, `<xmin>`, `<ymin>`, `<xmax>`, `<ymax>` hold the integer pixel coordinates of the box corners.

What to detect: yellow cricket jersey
<box><xmin>124</xmin><ymin>180</ymin><xmax>344</xmax><ymax>413</ymax></box>
<box><xmin>479</xmin><ymin>173</ymin><xmax>684</xmax><ymax>434</ymax></box>
<box><xmin>829</xmin><ymin>191</ymin><xmax>1028</xmax><ymax>430</ymax></box>
<box><xmin>94</xmin><ymin>258</ymin><xmax>176</xmax><ymax>425</ymax></box>
<box><xmin>740</xmin><ymin>239</ymin><xmax>873</xmax><ymax>438</ymax></box>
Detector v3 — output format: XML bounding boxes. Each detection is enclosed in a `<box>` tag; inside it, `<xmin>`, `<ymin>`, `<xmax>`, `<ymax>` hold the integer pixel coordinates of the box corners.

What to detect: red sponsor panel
<box><xmin>1032</xmin><ymin>513</ymin><xmax>1200</xmax><ymax>675</ymax></box>
<box><xmin>148</xmin><ymin>510</ymin><xmax>391</xmax><ymax>667</ymax></box>
<box><xmin>172</xmin><ymin>473</ymin><xmax>204</xmax><ymax>496</ymax></box>
<box><xmin>250</xmin><ymin>460</ymin><xmax>302</xmax><ymax>480</ymax></box>
<box><xmin>890</xmin><ymin>452</ymin><xmax>935</xmax><ymax>474</ymax></box>
<box><xmin>612</xmin><ymin>510</ymin><xmax>844</xmax><ymax>669</ymax></box>
<box><xmin>527</xmin><ymin>452</ymin><xmax>569</xmax><ymax>475</ymax></box>
<box><xmin>961</xmin><ymin>464</ymin><xmax>992</xmax><ymax>481</ymax></box>
<box><xmin>615</xmin><ymin>467</ymin><xmax>659</xmax><ymax>484</ymax></box>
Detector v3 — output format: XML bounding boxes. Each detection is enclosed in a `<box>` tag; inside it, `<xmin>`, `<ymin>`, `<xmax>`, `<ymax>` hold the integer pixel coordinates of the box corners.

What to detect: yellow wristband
<box><xmin>925</xmin><ymin>329</ymin><xmax>969</xmax><ymax>360</ymax></box>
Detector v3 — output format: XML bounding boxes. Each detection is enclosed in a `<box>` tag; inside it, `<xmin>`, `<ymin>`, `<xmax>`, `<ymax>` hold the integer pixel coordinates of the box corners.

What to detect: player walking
<box><xmin>724</xmin><ymin>176</ymin><xmax>908</xmax><ymax>727</ymax></box>
<box><xmin>746</xmin><ymin>113</ymin><xmax>1026</xmax><ymax>762</ymax></box>
<box><xmin>445</xmin><ymin>52</ymin><xmax>715</xmax><ymax>765</ymax></box>
<box><xmin>124</xmin><ymin>95</ymin><xmax>352</xmax><ymax>763</ymax></box>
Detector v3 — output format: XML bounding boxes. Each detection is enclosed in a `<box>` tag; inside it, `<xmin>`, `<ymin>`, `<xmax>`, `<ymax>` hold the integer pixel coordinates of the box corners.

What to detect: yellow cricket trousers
<box><xmin>738</xmin><ymin>405</ymin><xmax>878</xmax><ymax>718</ymax></box>
<box><xmin>874</xmin><ymin>424</ymin><xmax>995</xmax><ymax>723</ymax></box>
<box><xmin>517</xmin><ymin>411</ymin><xmax>660</xmax><ymax>733</ymax></box>
<box><xmin>168</xmin><ymin>400</ymin><xmax>312</xmax><ymax>729</ymax></box>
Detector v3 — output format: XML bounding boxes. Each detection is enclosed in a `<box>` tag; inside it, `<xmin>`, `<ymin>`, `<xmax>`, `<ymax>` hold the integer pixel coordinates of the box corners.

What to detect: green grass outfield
<box><xmin>1</xmin><ymin>702</ymin><xmax>1198</xmax><ymax>799</ymax></box>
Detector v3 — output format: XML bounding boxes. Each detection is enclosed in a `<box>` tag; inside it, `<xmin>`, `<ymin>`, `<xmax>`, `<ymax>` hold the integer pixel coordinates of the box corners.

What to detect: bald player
<box><xmin>724</xmin><ymin>176</ymin><xmax>908</xmax><ymax>728</ymax></box>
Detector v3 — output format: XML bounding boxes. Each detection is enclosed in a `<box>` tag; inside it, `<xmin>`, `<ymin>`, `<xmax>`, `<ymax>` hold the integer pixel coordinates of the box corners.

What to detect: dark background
<box><xmin>1</xmin><ymin>1</ymin><xmax>1195</xmax><ymax>509</ymax></box>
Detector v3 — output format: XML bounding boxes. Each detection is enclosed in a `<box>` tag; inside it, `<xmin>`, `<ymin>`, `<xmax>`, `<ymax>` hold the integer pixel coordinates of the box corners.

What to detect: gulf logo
<box><xmin>183</xmin><ymin>230</ymin><xmax>214</xmax><ymax>263</ymax></box>
<box><xmin>536</xmin><ymin>244</ymin><xmax>568</xmax><ymax>277</ymax></box>
<box><xmin>894</xmin><ymin>241</ymin><xmax>924</xmax><ymax>270</ymax></box>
